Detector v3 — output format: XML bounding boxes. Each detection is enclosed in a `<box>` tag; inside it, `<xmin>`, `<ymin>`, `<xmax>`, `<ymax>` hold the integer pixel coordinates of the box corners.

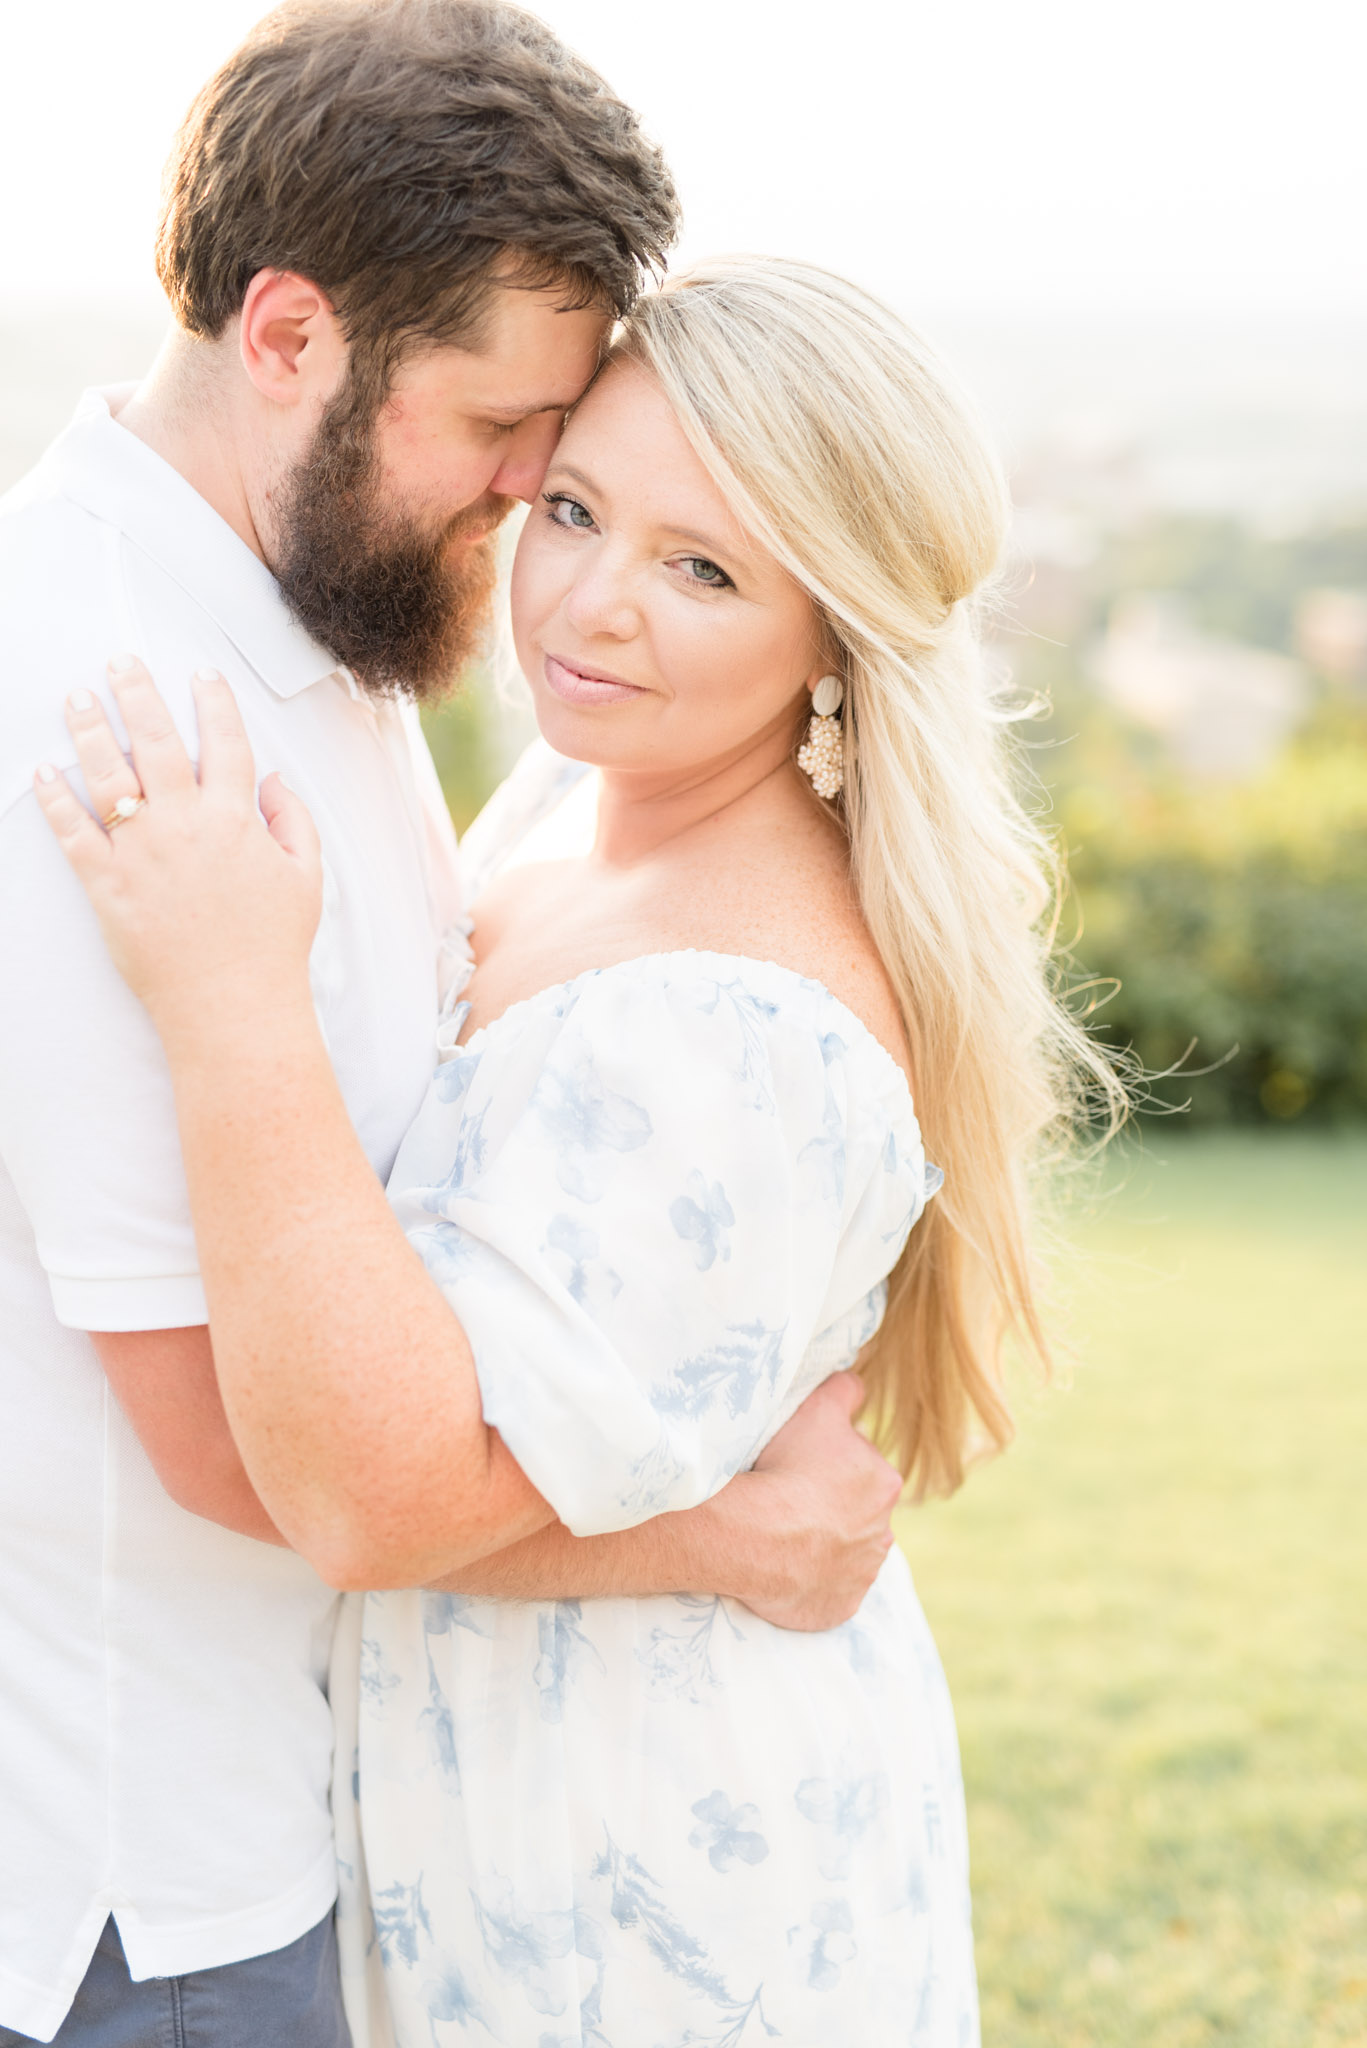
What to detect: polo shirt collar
<box><xmin>45</xmin><ymin>388</ymin><xmax>344</xmax><ymax>701</ymax></box>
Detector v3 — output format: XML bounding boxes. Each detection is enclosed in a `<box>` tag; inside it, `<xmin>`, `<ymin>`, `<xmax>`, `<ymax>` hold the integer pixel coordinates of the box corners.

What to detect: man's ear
<box><xmin>238</xmin><ymin>268</ymin><xmax>347</xmax><ymax>409</ymax></box>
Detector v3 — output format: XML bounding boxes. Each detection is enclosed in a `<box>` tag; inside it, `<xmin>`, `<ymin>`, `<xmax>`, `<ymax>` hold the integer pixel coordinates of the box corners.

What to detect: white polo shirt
<box><xmin>0</xmin><ymin>390</ymin><xmax>465</xmax><ymax>2041</ymax></box>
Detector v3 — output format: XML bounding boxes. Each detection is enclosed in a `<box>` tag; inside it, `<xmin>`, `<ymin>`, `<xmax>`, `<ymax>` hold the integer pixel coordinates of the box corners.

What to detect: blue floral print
<box><xmin>533</xmin><ymin>1041</ymin><xmax>653</xmax><ymax>1203</ymax></box>
<box><xmin>637</xmin><ymin>1594</ymin><xmax>746</xmax><ymax>1705</ymax></box>
<box><xmin>420</xmin><ymin>1592</ymin><xmax>491</xmax><ymax>1642</ymax></box>
<box><xmin>328</xmin><ymin>746</ymin><xmax>980</xmax><ymax>2048</ymax></box>
<box><xmin>794</xmin><ymin>1771</ymin><xmax>892</xmax><ymax>1881</ymax></box>
<box><xmin>800</xmin><ymin>1898</ymin><xmax>858</xmax><ymax>1991</ymax></box>
<box><xmin>590</xmin><ymin>1831</ymin><xmax>777</xmax><ymax>2039</ymax></box>
<box><xmin>543</xmin><ymin>1214</ymin><xmax>622</xmax><ymax>1309</ymax></box>
<box><xmin>421</xmin><ymin>1957</ymin><xmax>488</xmax><ymax>2038</ymax></box>
<box><xmin>651</xmin><ymin>1321</ymin><xmax>786</xmax><ymax>1425</ymax></box>
<box><xmin>472</xmin><ymin>1885</ymin><xmax>578</xmax><ymax>2014</ymax></box>
<box><xmin>670</xmin><ymin>1172</ymin><xmax>736</xmax><ymax>1271</ymax></box>
<box><xmin>534</xmin><ymin>1601</ymin><xmax>606</xmax><ymax>1725</ymax></box>
<box><xmin>688</xmin><ymin>1793</ymin><xmax>770</xmax><ymax>1873</ymax></box>
<box><xmin>418</xmin><ymin>1638</ymin><xmax>460</xmax><ymax>1792</ymax></box>
<box><xmin>373</xmin><ymin>1877</ymin><xmax>432</xmax><ymax>1968</ymax></box>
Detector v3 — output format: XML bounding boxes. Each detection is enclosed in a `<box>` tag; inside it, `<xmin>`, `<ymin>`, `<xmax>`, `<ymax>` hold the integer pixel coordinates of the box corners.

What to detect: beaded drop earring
<box><xmin>797</xmin><ymin>674</ymin><xmax>845</xmax><ymax>798</ymax></box>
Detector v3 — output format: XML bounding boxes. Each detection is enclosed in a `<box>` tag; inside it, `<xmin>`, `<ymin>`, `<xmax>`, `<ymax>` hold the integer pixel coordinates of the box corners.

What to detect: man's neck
<box><xmin>116</xmin><ymin>330</ymin><xmax>271</xmax><ymax>565</ymax></box>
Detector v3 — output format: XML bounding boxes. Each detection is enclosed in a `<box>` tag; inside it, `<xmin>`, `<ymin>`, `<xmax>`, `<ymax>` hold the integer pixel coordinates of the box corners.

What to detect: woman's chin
<box><xmin>527</xmin><ymin>685</ymin><xmax>638</xmax><ymax>768</ymax></box>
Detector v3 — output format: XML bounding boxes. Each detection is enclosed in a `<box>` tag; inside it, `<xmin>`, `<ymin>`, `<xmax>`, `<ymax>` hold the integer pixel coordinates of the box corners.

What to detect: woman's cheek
<box><xmin>509</xmin><ymin>527</ymin><xmax>563</xmax><ymax>665</ymax></box>
<box><xmin>676</xmin><ymin>614</ymin><xmax>771</xmax><ymax>745</ymax></box>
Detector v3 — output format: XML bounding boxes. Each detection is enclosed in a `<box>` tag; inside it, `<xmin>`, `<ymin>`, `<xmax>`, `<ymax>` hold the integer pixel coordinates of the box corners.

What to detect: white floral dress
<box><xmin>332</xmin><ymin>748</ymin><xmax>980</xmax><ymax>2048</ymax></box>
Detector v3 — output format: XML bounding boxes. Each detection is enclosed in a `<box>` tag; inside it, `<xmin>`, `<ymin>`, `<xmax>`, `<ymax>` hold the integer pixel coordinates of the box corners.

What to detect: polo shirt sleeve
<box><xmin>0</xmin><ymin>786</ymin><xmax>207</xmax><ymax>1331</ymax></box>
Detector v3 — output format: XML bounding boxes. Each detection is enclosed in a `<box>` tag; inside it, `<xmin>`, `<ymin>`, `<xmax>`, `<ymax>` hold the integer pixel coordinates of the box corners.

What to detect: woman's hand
<box><xmin>35</xmin><ymin>658</ymin><xmax>323</xmax><ymax>1045</ymax></box>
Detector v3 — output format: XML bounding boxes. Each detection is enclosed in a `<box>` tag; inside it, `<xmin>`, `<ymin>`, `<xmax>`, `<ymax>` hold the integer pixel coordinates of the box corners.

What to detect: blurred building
<box><xmin>1004</xmin><ymin>423</ymin><xmax>1150</xmax><ymax>641</ymax></box>
<box><xmin>1295</xmin><ymin>587</ymin><xmax>1367</xmax><ymax>691</ymax></box>
<box><xmin>1010</xmin><ymin>417</ymin><xmax>1152</xmax><ymax>536</ymax></box>
<box><xmin>1091</xmin><ymin>594</ymin><xmax>1309</xmax><ymax>778</ymax></box>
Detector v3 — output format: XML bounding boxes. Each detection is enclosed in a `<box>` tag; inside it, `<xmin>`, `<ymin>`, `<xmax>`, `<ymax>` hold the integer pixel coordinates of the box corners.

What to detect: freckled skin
<box><xmin>467</xmin><ymin>363</ymin><xmax>911</xmax><ymax>1083</ymax></box>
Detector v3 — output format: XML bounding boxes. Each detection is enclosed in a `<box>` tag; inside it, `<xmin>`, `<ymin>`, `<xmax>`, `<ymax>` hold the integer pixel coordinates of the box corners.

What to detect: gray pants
<box><xmin>1</xmin><ymin>1914</ymin><xmax>350</xmax><ymax>2048</ymax></box>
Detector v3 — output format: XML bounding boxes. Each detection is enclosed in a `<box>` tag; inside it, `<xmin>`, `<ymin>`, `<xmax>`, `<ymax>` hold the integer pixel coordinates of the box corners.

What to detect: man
<box><xmin>0</xmin><ymin>5</ymin><xmax>901</xmax><ymax>2042</ymax></box>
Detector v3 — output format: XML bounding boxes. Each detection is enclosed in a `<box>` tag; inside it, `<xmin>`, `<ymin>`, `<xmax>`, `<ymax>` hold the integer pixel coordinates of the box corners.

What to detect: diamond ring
<box><xmin>102</xmin><ymin>794</ymin><xmax>148</xmax><ymax>832</ymax></box>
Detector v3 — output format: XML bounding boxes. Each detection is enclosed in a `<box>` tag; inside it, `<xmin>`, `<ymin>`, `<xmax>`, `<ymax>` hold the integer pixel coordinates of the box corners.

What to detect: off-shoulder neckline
<box><xmin>451</xmin><ymin>947</ymin><xmax>918</xmax><ymax>1123</ymax></box>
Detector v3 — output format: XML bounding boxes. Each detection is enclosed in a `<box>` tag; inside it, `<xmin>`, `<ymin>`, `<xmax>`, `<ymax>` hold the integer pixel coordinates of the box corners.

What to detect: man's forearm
<box><xmin>431</xmin><ymin>1482</ymin><xmax>765</xmax><ymax>1603</ymax></box>
<box><xmin>434</xmin><ymin>1375</ymin><xmax>907</xmax><ymax>1635</ymax></box>
<box><xmin>160</xmin><ymin>1003</ymin><xmax>552</xmax><ymax>1586</ymax></box>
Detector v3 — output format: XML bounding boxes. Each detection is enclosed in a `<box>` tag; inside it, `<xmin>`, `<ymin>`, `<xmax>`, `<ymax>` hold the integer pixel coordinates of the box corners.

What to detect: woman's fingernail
<box><xmin>108</xmin><ymin>653</ymin><xmax>138</xmax><ymax>674</ymax></box>
<box><xmin>68</xmin><ymin>690</ymin><xmax>95</xmax><ymax>711</ymax></box>
<box><xmin>36</xmin><ymin>763</ymin><xmax>57</xmax><ymax>784</ymax></box>
<box><xmin>193</xmin><ymin>666</ymin><xmax>223</xmax><ymax>683</ymax></box>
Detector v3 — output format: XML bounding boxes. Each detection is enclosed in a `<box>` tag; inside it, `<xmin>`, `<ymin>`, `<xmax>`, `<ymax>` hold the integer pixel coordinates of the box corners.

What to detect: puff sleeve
<box><xmin>385</xmin><ymin>957</ymin><xmax>934</xmax><ymax>1537</ymax></box>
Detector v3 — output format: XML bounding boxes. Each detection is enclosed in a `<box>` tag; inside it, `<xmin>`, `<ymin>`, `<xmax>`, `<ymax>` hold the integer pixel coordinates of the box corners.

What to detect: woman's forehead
<box><xmin>556</xmin><ymin>364</ymin><xmax>764</xmax><ymax>566</ymax></box>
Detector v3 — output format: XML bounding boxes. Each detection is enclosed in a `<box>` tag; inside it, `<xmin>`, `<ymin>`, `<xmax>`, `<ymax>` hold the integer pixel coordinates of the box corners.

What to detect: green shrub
<box><xmin>1058</xmin><ymin>718</ymin><xmax>1367</xmax><ymax>1123</ymax></box>
<box><xmin>420</xmin><ymin>671</ymin><xmax>501</xmax><ymax>834</ymax></box>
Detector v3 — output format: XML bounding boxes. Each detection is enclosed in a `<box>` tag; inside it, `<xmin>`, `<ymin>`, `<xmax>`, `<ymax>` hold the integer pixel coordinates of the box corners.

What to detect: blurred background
<box><xmin>3</xmin><ymin>1</ymin><xmax>1363</xmax><ymax>2038</ymax></box>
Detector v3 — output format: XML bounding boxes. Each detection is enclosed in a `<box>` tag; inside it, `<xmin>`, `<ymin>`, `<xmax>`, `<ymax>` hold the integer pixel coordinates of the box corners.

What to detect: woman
<box><xmin>38</xmin><ymin>260</ymin><xmax>1122</xmax><ymax>2046</ymax></box>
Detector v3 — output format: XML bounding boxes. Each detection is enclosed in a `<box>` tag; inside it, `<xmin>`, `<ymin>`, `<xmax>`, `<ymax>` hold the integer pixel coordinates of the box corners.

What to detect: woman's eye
<box><xmin>680</xmin><ymin>557</ymin><xmax>732</xmax><ymax>588</ymax></box>
<box><xmin>544</xmin><ymin>492</ymin><xmax>596</xmax><ymax>531</ymax></box>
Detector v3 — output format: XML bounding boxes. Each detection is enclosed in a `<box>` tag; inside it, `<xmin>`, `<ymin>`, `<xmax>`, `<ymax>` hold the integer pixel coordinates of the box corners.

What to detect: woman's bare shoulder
<box><xmin>665</xmin><ymin>805</ymin><xmax>913</xmax><ymax>1080</ymax></box>
<box><xmin>755</xmin><ymin>894</ymin><xmax>911</xmax><ymax>1080</ymax></box>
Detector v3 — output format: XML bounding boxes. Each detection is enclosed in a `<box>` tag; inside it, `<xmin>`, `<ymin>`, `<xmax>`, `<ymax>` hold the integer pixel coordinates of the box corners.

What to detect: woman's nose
<box><xmin>563</xmin><ymin>554</ymin><xmax>639</xmax><ymax>642</ymax></box>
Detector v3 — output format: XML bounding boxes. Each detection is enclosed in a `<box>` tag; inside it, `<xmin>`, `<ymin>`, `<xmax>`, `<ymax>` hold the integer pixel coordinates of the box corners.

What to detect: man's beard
<box><xmin>272</xmin><ymin>386</ymin><xmax>515</xmax><ymax>702</ymax></box>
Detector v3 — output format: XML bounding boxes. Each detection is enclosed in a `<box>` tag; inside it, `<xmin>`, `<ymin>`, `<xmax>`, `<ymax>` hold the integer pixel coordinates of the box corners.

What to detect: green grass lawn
<box><xmin>898</xmin><ymin>1133</ymin><xmax>1367</xmax><ymax>2047</ymax></box>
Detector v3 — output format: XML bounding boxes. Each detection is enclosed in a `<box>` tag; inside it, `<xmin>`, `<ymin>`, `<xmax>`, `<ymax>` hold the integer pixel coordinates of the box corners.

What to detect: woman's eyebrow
<box><xmin>547</xmin><ymin>460</ymin><xmax>603</xmax><ymax>495</ymax></box>
<box><xmin>663</xmin><ymin>524</ymin><xmax>735</xmax><ymax>556</ymax></box>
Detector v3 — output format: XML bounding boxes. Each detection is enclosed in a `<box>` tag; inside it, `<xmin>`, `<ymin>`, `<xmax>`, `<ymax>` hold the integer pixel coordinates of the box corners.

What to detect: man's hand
<box><xmin>732</xmin><ymin>1372</ymin><xmax>904</xmax><ymax>1631</ymax></box>
<box><xmin>434</xmin><ymin>1373</ymin><xmax>903</xmax><ymax>1628</ymax></box>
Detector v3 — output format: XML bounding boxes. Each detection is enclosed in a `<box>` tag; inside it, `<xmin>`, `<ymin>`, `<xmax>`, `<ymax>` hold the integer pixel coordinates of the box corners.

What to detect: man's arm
<box><xmin>92</xmin><ymin>1327</ymin><xmax>285</xmax><ymax>1546</ymax></box>
<box><xmin>43</xmin><ymin>671</ymin><xmax>904</xmax><ymax>1593</ymax></box>
<box><xmin>96</xmin><ymin>1332</ymin><xmax>898</xmax><ymax>1628</ymax></box>
<box><xmin>434</xmin><ymin>1373</ymin><xmax>903</xmax><ymax>1632</ymax></box>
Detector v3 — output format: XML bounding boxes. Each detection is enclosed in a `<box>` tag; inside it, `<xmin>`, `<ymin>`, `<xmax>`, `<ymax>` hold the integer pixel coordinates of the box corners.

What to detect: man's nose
<box><xmin>490</xmin><ymin>412</ymin><xmax>565</xmax><ymax>504</ymax></box>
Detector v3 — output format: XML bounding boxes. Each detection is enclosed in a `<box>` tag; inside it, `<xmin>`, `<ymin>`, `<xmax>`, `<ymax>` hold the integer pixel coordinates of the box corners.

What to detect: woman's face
<box><xmin>510</xmin><ymin>361</ymin><xmax>823</xmax><ymax>778</ymax></box>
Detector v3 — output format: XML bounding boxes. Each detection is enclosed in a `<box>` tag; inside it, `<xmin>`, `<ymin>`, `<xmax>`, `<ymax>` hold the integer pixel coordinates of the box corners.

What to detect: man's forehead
<box><xmin>408</xmin><ymin>308</ymin><xmax>607</xmax><ymax>418</ymax></box>
<box><xmin>392</xmin><ymin>354</ymin><xmax>590</xmax><ymax>419</ymax></box>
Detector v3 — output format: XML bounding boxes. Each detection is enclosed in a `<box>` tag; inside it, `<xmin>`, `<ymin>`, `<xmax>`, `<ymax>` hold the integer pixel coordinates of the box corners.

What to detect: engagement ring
<box><xmin>102</xmin><ymin>794</ymin><xmax>147</xmax><ymax>831</ymax></box>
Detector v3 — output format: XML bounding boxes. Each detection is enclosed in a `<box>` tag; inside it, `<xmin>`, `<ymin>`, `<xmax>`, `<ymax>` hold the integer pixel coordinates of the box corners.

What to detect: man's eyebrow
<box><xmin>479</xmin><ymin>393</ymin><xmax>582</xmax><ymax>423</ymax></box>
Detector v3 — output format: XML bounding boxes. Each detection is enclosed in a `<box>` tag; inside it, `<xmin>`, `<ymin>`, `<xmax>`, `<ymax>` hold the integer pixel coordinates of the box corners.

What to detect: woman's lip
<box><xmin>542</xmin><ymin>653</ymin><xmax>646</xmax><ymax>706</ymax></box>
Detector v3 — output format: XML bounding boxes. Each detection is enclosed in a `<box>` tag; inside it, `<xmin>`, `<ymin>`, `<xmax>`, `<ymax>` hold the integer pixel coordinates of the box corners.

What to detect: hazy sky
<box><xmin>3</xmin><ymin>0</ymin><xmax>1364</xmax><ymax>319</ymax></box>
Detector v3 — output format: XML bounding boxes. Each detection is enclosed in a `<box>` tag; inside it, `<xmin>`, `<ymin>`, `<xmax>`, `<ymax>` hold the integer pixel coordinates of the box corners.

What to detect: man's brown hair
<box><xmin>157</xmin><ymin>0</ymin><xmax>679</xmax><ymax>361</ymax></box>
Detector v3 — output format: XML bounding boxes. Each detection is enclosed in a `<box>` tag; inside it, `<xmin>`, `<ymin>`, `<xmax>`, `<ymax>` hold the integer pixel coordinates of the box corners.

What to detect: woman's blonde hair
<box><xmin>617</xmin><ymin>257</ymin><xmax>1128</xmax><ymax>1497</ymax></box>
